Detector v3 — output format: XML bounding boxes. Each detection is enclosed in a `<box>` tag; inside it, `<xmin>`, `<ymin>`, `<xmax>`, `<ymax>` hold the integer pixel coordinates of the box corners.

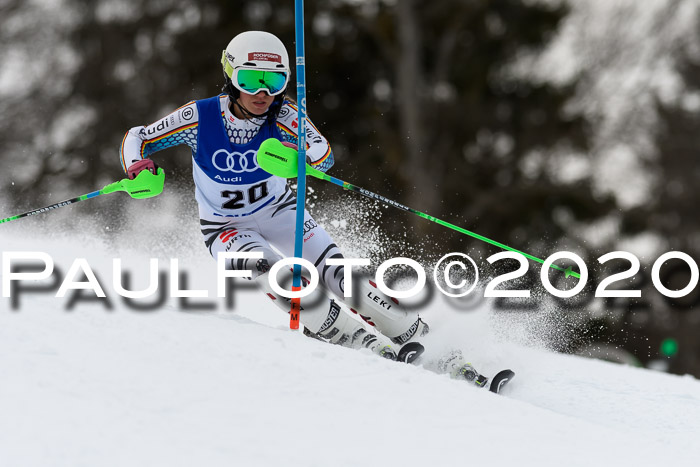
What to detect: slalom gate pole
<box><xmin>0</xmin><ymin>168</ymin><xmax>165</xmax><ymax>225</ymax></box>
<box><xmin>256</xmin><ymin>139</ymin><xmax>581</xmax><ymax>279</ymax></box>
<box><xmin>290</xmin><ymin>0</ymin><xmax>308</xmax><ymax>329</ymax></box>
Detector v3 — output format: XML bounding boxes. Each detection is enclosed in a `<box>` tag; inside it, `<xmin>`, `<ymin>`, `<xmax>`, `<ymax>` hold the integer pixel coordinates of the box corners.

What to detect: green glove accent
<box><xmin>257</xmin><ymin>138</ymin><xmax>325</xmax><ymax>180</ymax></box>
<box><xmin>102</xmin><ymin>168</ymin><xmax>166</xmax><ymax>199</ymax></box>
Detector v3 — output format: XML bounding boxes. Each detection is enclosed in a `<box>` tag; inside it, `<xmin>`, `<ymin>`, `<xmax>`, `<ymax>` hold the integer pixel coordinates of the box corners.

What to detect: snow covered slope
<box><xmin>1</xmin><ymin>228</ymin><xmax>699</xmax><ymax>467</ymax></box>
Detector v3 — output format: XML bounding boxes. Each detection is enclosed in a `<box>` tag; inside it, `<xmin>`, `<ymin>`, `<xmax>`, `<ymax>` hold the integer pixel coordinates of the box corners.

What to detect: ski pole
<box><xmin>0</xmin><ymin>168</ymin><xmax>165</xmax><ymax>225</ymax></box>
<box><xmin>257</xmin><ymin>138</ymin><xmax>580</xmax><ymax>279</ymax></box>
<box><xmin>290</xmin><ymin>0</ymin><xmax>308</xmax><ymax>330</ymax></box>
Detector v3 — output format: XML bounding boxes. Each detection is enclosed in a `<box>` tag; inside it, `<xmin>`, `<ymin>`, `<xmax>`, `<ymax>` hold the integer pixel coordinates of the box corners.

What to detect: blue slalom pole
<box><xmin>290</xmin><ymin>0</ymin><xmax>308</xmax><ymax>329</ymax></box>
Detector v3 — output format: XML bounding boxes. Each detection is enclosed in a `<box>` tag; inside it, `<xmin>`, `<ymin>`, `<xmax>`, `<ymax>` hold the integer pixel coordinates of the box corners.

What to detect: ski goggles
<box><xmin>232</xmin><ymin>68</ymin><xmax>289</xmax><ymax>96</ymax></box>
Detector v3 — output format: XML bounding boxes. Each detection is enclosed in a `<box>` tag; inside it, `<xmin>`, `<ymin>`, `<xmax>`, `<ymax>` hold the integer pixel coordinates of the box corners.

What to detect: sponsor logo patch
<box><xmin>181</xmin><ymin>107</ymin><xmax>194</xmax><ymax>121</ymax></box>
<box><xmin>367</xmin><ymin>291</ymin><xmax>392</xmax><ymax>311</ymax></box>
<box><xmin>318</xmin><ymin>300</ymin><xmax>341</xmax><ymax>334</ymax></box>
<box><xmin>211</xmin><ymin>149</ymin><xmax>260</xmax><ymax>173</ymax></box>
<box><xmin>219</xmin><ymin>230</ymin><xmax>239</xmax><ymax>243</ymax></box>
<box><xmin>302</xmin><ymin>219</ymin><xmax>317</xmax><ymax>236</ymax></box>
<box><xmin>394</xmin><ymin>320</ymin><xmax>419</xmax><ymax>345</ymax></box>
<box><xmin>219</xmin><ymin>229</ymin><xmax>253</xmax><ymax>252</ymax></box>
<box><xmin>248</xmin><ymin>52</ymin><xmax>282</xmax><ymax>63</ymax></box>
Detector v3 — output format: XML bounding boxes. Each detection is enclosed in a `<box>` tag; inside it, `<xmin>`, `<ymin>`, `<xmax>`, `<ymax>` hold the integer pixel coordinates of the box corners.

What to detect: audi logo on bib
<box><xmin>211</xmin><ymin>149</ymin><xmax>260</xmax><ymax>173</ymax></box>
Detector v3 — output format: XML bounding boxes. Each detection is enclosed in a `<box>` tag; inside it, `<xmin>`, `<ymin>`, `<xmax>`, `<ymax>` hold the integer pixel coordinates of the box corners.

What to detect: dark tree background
<box><xmin>0</xmin><ymin>0</ymin><xmax>698</xmax><ymax>376</ymax></box>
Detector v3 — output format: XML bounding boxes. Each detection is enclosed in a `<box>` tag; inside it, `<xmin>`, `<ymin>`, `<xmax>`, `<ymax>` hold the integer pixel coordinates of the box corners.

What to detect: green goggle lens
<box><xmin>236</xmin><ymin>69</ymin><xmax>288</xmax><ymax>96</ymax></box>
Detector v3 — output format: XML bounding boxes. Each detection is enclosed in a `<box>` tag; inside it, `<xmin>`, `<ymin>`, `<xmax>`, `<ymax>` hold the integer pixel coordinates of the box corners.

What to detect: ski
<box><xmin>488</xmin><ymin>369</ymin><xmax>515</xmax><ymax>394</ymax></box>
<box><xmin>397</xmin><ymin>342</ymin><xmax>424</xmax><ymax>364</ymax></box>
<box><xmin>305</xmin><ymin>327</ymin><xmax>508</xmax><ymax>389</ymax></box>
<box><xmin>438</xmin><ymin>350</ymin><xmax>514</xmax><ymax>393</ymax></box>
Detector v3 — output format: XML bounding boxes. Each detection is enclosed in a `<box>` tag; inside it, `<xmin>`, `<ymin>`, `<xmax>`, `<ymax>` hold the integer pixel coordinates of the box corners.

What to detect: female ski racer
<box><xmin>119</xmin><ymin>31</ymin><xmax>429</xmax><ymax>361</ymax></box>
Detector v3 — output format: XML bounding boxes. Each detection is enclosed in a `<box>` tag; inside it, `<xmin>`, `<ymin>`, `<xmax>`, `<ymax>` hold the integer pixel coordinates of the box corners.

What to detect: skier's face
<box><xmin>238</xmin><ymin>90</ymin><xmax>274</xmax><ymax>116</ymax></box>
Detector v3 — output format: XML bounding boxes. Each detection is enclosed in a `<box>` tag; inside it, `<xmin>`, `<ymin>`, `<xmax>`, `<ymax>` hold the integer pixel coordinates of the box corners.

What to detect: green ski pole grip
<box><xmin>102</xmin><ymin>168</ymin><xmax>166</xmax><ymax>199</ymax></box>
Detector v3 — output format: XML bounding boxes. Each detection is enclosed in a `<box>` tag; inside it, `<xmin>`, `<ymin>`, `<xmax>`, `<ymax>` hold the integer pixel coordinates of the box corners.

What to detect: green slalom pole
<box><xmin>0</xmin><ymin>168</ymin><xmax>165</xmax><ymax>225</ymax></box>
<box><xmin>257</xmin><ymin>138</ymin><xmax>580</xmax><ymax>279</ymax></box>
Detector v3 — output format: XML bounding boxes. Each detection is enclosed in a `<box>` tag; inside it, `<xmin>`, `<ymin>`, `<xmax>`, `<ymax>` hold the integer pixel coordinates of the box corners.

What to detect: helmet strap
<box><xmin>266</xmin><ymin>92</ymin><xmax>286</xmax><ymax>124</ymax></box>
<box><xmin>231</xmin><ymin>98</ymin><xmax>267</xmax><ymax>126</ymax></box>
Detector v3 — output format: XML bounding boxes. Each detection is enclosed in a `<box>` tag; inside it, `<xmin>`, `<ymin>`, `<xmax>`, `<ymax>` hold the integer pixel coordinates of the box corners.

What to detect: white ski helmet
<box><xmin>221</xmin><ymin>31</ymin><xmax>291</xmax><ymax>97</ymax></box>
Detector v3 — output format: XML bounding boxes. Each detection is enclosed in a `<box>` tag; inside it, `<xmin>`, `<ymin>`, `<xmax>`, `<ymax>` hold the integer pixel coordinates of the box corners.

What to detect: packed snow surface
<box><xmin>1</xmin><ymin>228</ymin><xmax>699</xmax><ymax>467</ymax></box>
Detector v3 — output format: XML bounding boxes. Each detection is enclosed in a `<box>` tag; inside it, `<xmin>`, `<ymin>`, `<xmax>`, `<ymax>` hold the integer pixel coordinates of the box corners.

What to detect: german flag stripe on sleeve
<box><xmin>139</xmin><ymin>122</ymin><xmax>198</xmax><ymax>157</ymax></box>
<box><xmin>276</xmin><ymin>121</ymin><xmax>296</xmax><ymax>138</ymax></box>
<box><xmin>310</xmin><ymin>145</ymin><xmax>332</xmax><ymax>166</ymax></box>
<box><xmin>276</xmin><ymin>122</ymin><xmax>310</xmax><ymax>149</ymax></box>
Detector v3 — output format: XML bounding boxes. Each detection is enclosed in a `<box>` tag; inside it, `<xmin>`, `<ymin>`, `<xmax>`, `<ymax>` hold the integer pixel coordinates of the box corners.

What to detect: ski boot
<box><xmin>306</xmin><ymin>322</ymin><xmax>423</xmax><ymax>363</ymax></box>
<box><xmin>350</xmin><ymin>327</ymin><xmax>397</xmax><ymax>360</ymax></box>
<box><xmin>438</xmin><ymin>350</ymin><xmax>489</xmax><ymax>388</ymax></box>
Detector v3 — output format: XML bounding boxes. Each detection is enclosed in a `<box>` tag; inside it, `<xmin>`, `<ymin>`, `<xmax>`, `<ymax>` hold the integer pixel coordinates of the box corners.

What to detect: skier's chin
<box><xmin>248</xmin><ymin>102</ymin><xmax>271</xmax><ymax>115</ymax></box>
